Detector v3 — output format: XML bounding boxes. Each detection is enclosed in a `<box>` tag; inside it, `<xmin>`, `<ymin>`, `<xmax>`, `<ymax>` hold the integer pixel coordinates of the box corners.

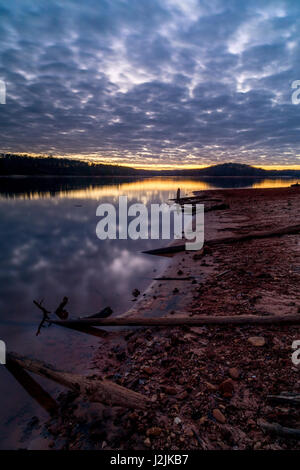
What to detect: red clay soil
<box><xmin>31</xmin><ymin>187</ymin><xmax>300</xmax><ymax>450</ymax></box>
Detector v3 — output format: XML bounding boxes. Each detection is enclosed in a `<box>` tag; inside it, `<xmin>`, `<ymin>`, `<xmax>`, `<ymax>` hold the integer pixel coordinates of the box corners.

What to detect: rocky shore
<box><xmin>26</xmin><ymin>187</ymin><xmax>300</xmax><ymax>450</ymax></box>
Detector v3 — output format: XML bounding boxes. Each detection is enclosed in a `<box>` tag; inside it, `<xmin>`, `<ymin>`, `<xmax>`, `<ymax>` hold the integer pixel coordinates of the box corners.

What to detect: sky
<box><xmin>0</xmin><ymin>0</ymin><xmax>300</xmax><ymax>168</ymax></box>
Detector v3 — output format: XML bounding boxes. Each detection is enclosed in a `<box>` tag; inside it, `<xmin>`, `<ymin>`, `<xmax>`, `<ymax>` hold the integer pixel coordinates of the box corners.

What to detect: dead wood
<box><xmin>6</xmin><ymin>352</ymin><xmax>149</xmax><ymax>410</ymax></box>
<box><xmin>258</xmin><ymin>419</ymin><xmax>300</xmax><ymax>439</ymax></box>
<box><xmin>50</xmin><ymin>313</ymin><xmax>300</xmax><ymax>328</ymax></box>
<box><xmin>55</xmin><ymin>296</ymin><xmax>69</xmax><ymax>319</ymax></box>
<box><xmin>153</xmin><ymin>276</ymin><xmax>194</xmax><ymax>281</ymax></box>
<box><xmin>143</xmin><ymin>223</ymin><xmax>300</xmax><ymax>255</ymax></box>
<box><xmin>33</xmin><ymin>299</ymin><xmax>51</xmax><ymax>336</ymax></box>
<box><xmin>5</xmin><ymin>358</ymin><xmax>58</xmax><ymax>415</ymax></box>
<box><xmin>267</xmin><ymin>394</ymin><xmax>300</xmax><ymax>406</ymax></box>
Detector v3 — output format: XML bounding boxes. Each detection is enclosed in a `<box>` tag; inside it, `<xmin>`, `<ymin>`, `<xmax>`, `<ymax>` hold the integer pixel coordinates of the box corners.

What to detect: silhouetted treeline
<box><xmin>0</xmin><ymin>154</ymin><xmax>147</xmax><ymax>176</ymax></box>
<box><xmin>1</xmin><ymin>154</ymin><xmax>300</xmax><ymax>178</ymax></box>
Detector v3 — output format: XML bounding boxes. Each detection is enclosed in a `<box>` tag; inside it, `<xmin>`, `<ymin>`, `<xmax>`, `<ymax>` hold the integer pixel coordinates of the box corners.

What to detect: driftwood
<box><xmin>51</xmin><ymin>321</ymin><xmax>108</xmax><ymax>338</ymax></box>
<box><xmin>267</xmin><ymin>394</ymin><xmax>300</xmax><ymax>406</ymax></box>
<box><xmin>55</xmin><ymin>296</ymin><xmax>69</xmax><ymax>319</ymax></box>
<box><xmin>34</xmin><ymin>297</ymin><xmax>113</xmax><ymax>336</ymax></box>
<box><xmin>153</xmin><ymin>276</ymin><xmax>194</xmax><ymax>281</ymax></box>
<box><xmin>82</xmin><ymin>306</ymin><xmax>113</xmax><ymax>319</ymax></box>
<box><xmin>33</xmin><ymin>299</ymin><xmax>51</xmax><ymax>336</ymax></box>
<box><xmin>142</xmin><ymin>244</ymin><xmax>186</xmax><ymax>256</ymax></box>
<box><xmin>258</xmin><ymin>419</ymin><xmax>300</xmax><ymax>439</ymax></box>
<box><xmin>50</xmin><ymin>313</ymin><xmax>300</xmax><ymax>328</ymax></box>
<box><xmin>205</xmin><ymin>203</ymin><xmax>229</xmax><ymax>212</ymax></box>
<box><xmin>143</xmin><ymin>223</ymin><xmax>300</xmax><ymax>256</ymax></box>
<box><xmin>6</xmin><ymin>352</ymin><xmax>150</xmax><ymax>410</ymax></box>
<box><xmin>6</xmin><ymin>358</ymin><xmax>59</xmax><ymax>415</ymax></box>
<box><xmin>207</xmin><ymin>223</ymin><xmax>300</xmax><ymax>246</ymax></box>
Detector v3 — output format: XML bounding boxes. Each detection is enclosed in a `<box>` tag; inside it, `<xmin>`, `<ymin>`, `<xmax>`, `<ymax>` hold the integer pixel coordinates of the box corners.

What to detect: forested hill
<box><xmin>0</xmin><ymin>154</ymin><xmax>146</xmax><ymax>176</ymax></box>
<box><xmin>1</xmin><ymin>154</ymin><xmax>300</xmax><ymax>178</ymax></box>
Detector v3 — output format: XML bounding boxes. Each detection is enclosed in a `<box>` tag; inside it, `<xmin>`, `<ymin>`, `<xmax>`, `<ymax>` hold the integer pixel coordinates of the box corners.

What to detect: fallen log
<box><xmin>5</xmin><ymin>358</ymin><xmax>59</xmax><ymax>415</ymax></box>
<box><xmin>267</xmin><ymin>394</ymin><xmax>300</xmax><ymax>406</ymax></box>
<box><xmin>142</xmin><ymin>244</ymin><xmax>185</xmax><ymax>256</ymax></box>
<box><xmin>6</xmin><ymin>352</ymin><xmax>150</xmax><ymax>410</ymax></box>
<box><xmin>50</xmin><ymin>313</ymin><xmax>300</xmax><ymax>328</ymax></box>
<box><xmin>51</xmin><ymin>321</ymin><xmax>108</xmax><ymax>338</ymax></box>
<box><xmin>205</xmin><ymin>203</ymin><xmax>229</xmax><ymax>212</ymax></box>
<box><xmin>143</xmin><ymin>223</ymin><xmax>300</xmax><ymax>256</ymax></box>
<box><xmin>153</xmin><ymin>276</ymin><xmax>194</xmax><ymax>281</ymax></box>
<box><xmin>206</xmin><ymin>223</ymin><xmax>300</xmax><ymax>247</ymax></box>
<box><xmin>258</xmin><ymin>419</ymin><xmax>300</xmax><ymax>439</ymax></box>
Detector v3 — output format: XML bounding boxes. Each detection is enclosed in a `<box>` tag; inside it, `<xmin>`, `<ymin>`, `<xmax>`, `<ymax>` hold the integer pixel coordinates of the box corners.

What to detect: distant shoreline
<box><xmin>0</xmin><ymin>174</ymin><xmax>299</xmax><ymax>179</ymax></box>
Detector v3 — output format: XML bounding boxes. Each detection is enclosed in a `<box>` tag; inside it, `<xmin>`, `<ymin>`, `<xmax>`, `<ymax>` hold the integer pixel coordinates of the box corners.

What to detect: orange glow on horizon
<box><xmin>2</xmin><ymin>152</ymin><xmax>300</xmax><ymax>171</ymax></box>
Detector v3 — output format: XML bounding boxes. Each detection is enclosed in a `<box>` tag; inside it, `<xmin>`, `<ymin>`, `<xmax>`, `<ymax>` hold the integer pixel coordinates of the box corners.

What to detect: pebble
<box><xmin>144</xmin><ymin>437</ymin><xmax>151</xmax><ymax>447</ymax></box>
<box><xmin>147</xmin><ymin>427</ymin><xmax>162</xmax><ymax>437</ymax></box>
<box><xmin>218</xmin><ymin>378</ymin><xmax>235</xmax><ymax>398</ymax></box>
<box><xmin>161</xmin><ymin>385</ymin><xmax>177</xmax><ymax>395</ymax></box>
<box><xmin>212</xmin><ymin>409</ymin><xmax>226</xmax><ymax>424</ymax></box>
<box><xmin>177</xmin><ymin>391</ymin><xmax>188</xmax><ymax>400</ymax></box>
<box><xmin>206</xmin><ymin>381</ymin><xmax>217</xmax><ymax>391</ymax></box>
<box><xmin>174</xmin><ymin>417</ymin><xmax>182</xmax><ymax>425</ymax></box>
<box><xmin>229</xmin><ymin>367</ymin><xmax>240</xmax><ymax>379</ymax></box>
<box><xmin>248</xmin><ymin>336</ymin><xmax>266</xmax><ymax>347</ymax></box>
<box><xmin>143</xmin><ymin>366</ymin><xmax>154</xmax><ymax>375</ymax></box>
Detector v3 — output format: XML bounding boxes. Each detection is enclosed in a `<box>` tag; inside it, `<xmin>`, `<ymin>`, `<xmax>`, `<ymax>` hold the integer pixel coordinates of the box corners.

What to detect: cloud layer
<box><xmin>0</xmin><ymin>0</ymin><xmax>300</xmax><ymax>166</ymax></box>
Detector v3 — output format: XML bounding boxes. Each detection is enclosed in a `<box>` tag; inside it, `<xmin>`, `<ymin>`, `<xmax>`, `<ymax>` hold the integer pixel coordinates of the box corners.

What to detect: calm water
<box><xmin>0</xmin><ymin>175</ymin><xmax>298</xmax><ymax>449</ymax></box>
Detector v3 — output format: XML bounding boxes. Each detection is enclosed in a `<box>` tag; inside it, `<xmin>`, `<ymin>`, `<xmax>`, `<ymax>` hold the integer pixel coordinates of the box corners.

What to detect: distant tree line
<box><xmin>0</xmin><ymin>154</ymin><xmax>299</xmax><ymax>177</ymax></box>
<box><xmin>0</xmin><ymin>154</ymin><xmax>146</xmax><ymax>176</ymax></box>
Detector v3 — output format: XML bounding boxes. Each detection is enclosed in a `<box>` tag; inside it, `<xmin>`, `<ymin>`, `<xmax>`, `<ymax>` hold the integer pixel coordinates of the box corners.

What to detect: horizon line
<box><xmin>1</xmin><ymin>152</ymin><xmax>300</xmax><ymax>171</ymax></box>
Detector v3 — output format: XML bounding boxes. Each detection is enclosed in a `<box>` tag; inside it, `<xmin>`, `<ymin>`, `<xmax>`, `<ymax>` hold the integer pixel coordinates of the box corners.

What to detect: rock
<box><xmin>184</xmin><ymin>427</ymin><xmax>194</xmax><ymax>437</ymax></box>
<box><xmin>213</xmin><ymin>409</ymin><xmax>226</xmax><ymax>424</ymax></box>
<box><xmin>128</xmin><ymin>412</ymin><xmax>139</xmax><ymax>421</ymax></box>
<box><xmin>177</xmin><ymin>390</ymin><xmax>188</xmax><ymax>400</ymax></box>
<box><xmin>161</xmin><ymin>385</ymin><xmax>177</xmax><ymax>395</ymax></box>
<box><xmin>132</xmin><ymin>288</ymin><xmax>140</xmax><ymax>298</ymax></box>
<box><xmin>144</xmin><ymin>437</ymin><xmax>151</xmax><ymax>447</ymax></box>
<box><xmin>174</xmin><ymin>417</ymin><xmax>182</xmax><ymax>425</ymax></box>
<box><xmin>229</xmin><ymin>367</ymin><xmax>240</xmax><ymax>380</ymax></box>
<box><xmin>143</xmin><ymin>366</ymin><xmax>153</xmax><ymax>376</ymax></box>
<box><xmin>206</xmin><ymin>381</ymin><xmax>217</xmax><ymax>391</ymax></box>
<box><xmin>218</xmin><ymin>379</ymin><xmax>234</xmax><ymax>398</ymax></box>
<box><xmin>248</xmin><ymin>336</ymin><xmax>266</xmax><ymax>347</ymax></box>
<box><xmin>146</xmin><ymin>427</ymin><xmax>162</xmax><ymax>437</ymax></box>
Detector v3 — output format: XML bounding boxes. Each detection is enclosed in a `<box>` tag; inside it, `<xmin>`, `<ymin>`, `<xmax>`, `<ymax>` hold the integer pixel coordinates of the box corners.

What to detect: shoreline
<box><xmin>16</xmin><ymin>186</ymin><xmax>300</xmax><ymax>449</ymax></box>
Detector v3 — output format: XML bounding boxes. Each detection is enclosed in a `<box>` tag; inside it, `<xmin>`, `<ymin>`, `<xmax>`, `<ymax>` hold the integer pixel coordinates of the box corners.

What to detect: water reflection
<box><xmin>0</xmin><ymin>179</ymin><xmax>175</xmax><ymax>449</ymax></box>
<box><xmin>0</xmin><ymin>175</ymin><xmax>299</xmax><ymax>449</ymax></box>
<box><xmin>1</xmin><ymin>175</ymin><xmax>299</xmax><ymax>201</ymax></box>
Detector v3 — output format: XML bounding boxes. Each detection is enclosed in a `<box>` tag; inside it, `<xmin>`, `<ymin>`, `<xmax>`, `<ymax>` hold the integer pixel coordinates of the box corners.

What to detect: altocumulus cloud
<box><xmin>0</xmin><ymin>0</ymin><xmax>300</xmax><ymax>167</ymax></box>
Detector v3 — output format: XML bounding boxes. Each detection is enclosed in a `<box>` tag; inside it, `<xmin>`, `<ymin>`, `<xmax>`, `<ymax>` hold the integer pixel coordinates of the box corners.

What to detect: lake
<box><xmin>0</xmin><ymin>175</ymin><xmax>298</xmax><ymax>449</ymax></box>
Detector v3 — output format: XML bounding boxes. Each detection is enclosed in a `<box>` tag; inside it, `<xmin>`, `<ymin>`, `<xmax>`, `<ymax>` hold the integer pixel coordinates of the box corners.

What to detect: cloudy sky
<box><xmin>0</xmin><ymin>0</ymin><xmax>300</xmax><ymax>168</ymax></box>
